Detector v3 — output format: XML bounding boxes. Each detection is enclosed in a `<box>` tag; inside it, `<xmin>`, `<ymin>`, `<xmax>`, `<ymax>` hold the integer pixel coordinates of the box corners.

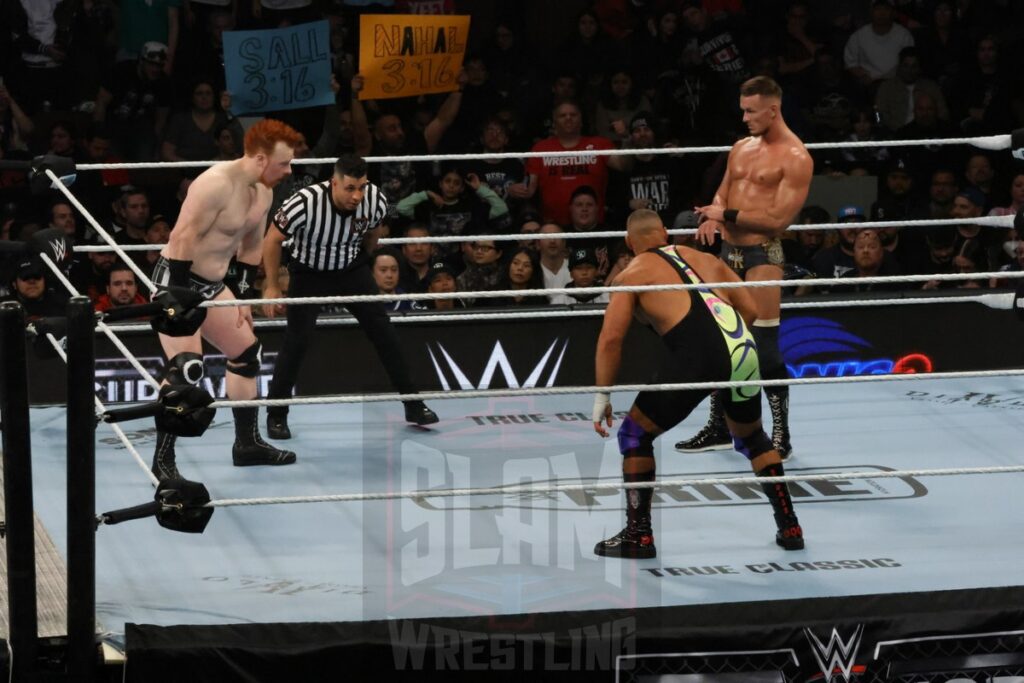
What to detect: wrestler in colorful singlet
<box><xmin>591</xmin><ymin>209</ymin><xmax>803</xmax><ymax>559</ymax></box>
<box><xmin>632</xmin><ymin>245</ymin><xmax>763</xmax><ymax>429</ymax></box>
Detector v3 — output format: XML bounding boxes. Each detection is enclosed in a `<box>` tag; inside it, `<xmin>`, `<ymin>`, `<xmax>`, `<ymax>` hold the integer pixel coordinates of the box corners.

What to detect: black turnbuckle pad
<box><xmin>101</xmin><ymin>385</ymin><xmax>215</xmax><ymax>437</ymax></box>
<box><xmin>100</xmin><ymin>478</ymin><xmax>214</xmax><ymax>534</ymax></box>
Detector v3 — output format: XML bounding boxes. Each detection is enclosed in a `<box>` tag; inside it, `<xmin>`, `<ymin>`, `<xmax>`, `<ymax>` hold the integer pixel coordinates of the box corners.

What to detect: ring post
<box><xmin>66</xmin><ymin>296</ymin><xmax>97</xmax><ymax>681</ymax></box>
<box><xmin>0</xmin><ymin>301</ymin><xmax>39</xmax><ymax>680</ymax></box>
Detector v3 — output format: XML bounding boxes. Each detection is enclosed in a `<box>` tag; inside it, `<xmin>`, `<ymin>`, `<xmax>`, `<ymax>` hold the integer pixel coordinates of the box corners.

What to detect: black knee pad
<box><xmin>227</xmin><ymin>340</ymin><xmax>263</xmax><ymax>378</ymax></box>
<box><xmin>751</xmin><ymin>323</ymin><xmax>786</xmax><ymax>379</ymax></box>
<box><xmin>732</xmin><ymin>429</ymin><xmax>773</xmax><ymax>461</ymax></box>
<box><xmin>165</xmin><ymin>352</ymin><xmax>205</xmax><ymax>386</ymax></box>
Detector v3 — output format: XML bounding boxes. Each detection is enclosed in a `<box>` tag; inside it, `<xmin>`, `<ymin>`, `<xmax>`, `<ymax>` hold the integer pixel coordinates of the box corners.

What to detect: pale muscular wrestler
<box><xmin>150</xmin><ymin>119</ymin><xmax>303</xmax><ymax>480</ymax></box>
<box><xmin>591</xmin><ymin>209</ymin><xmax>803</xmax><ymax>558</ymax></box>
<box><xmin>678</xmin><ymin>76</ymin><xmax>813</xmax><ymax>460</ymax></box>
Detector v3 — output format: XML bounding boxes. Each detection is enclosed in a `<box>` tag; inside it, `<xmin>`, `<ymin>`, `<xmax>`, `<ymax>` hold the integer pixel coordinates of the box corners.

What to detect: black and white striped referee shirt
<box><xmin>273</xmin><ymin>180</ymin><xmax>388</xmax><ymax>271</ymax></box>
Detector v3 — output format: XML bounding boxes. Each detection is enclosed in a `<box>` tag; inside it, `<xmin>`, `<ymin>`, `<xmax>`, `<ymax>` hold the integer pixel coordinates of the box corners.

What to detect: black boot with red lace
<box><xmin>757</xmin><ymin>462</ymin><xmax>804</xmax><ymax>550</ymax></box>
<box><xmin>595</xmin><ymin>470</ymin><xmax>657</xmax><ymax>559</ymax></box>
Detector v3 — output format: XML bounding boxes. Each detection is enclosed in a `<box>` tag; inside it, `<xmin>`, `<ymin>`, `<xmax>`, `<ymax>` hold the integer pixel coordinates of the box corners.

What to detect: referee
<box><xmin>261</xmin><ymin>154</ymin><xmax>439</xmax><ymax>439</ymax></box>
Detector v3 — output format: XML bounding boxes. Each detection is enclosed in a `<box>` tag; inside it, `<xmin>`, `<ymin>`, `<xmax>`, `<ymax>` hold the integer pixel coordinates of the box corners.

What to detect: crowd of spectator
<box><xmin>2</xmin><ymin>0</ymin><xmax>1024</xmax><ymax>317</ymax></box>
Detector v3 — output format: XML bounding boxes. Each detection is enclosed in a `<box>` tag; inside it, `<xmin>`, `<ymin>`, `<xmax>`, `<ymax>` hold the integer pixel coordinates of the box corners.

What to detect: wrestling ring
<box><xmin>1</xmin><ymin>133</ymin><xmax>1023</xmax><ymax>682</ymax></box>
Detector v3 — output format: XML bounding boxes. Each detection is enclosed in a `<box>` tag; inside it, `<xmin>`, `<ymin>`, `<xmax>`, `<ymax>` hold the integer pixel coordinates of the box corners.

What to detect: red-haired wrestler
<box><xmin>149</xmin><ymin>119</ymin><xmax>303</xmax><ymax>480</ymax></box>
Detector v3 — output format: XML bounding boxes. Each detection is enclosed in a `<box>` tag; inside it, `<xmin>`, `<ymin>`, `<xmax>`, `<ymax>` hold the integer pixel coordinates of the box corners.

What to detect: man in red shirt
<box><xmin>94</xmin><ymin>263</ymin><xmax>147</xmax><ymax>312</ymax></box>
<box><xmin>515</xmin><ymin>100</ymin><xmax>628</xmax><ymax>225</ymax></box>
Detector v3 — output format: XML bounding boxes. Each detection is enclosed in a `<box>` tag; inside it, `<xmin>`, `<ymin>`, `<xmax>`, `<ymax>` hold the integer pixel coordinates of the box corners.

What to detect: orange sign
<box><xmin>358</xmin><ymin>14</ymin><xmax>470</xmax><ymax>100</ymax></box>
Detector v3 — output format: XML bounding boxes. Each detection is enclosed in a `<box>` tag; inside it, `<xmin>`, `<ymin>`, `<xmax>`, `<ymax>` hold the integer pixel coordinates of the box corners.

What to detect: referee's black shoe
<box><xmin>267</xmin><ymin>413</ymin><xmax>291</xmax><ymax>440</ymax></box>
<box><xmin>404</xmin><ymin>400</ymin><xmax>439</xmax><ymax>426</ymax></box>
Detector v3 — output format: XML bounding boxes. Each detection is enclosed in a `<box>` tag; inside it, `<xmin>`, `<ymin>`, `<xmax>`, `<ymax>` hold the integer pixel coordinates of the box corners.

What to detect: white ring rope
<box><xmin>195</xmin><ymin>270</ymin><xmax>1024</xmax><ymax>309</ymax></box>
<box><xmin>43</xmin><ymin>132</ymin><xmax>1024</xmax><ymax>519</ymax></box>
<box><xmin>73</xmin><ymin>134</ymin><xmax>1012</xmax><ymax>171</ymax></box>
<box><xmin>203</xmin><ymin>464</ymin><xmax>1024</xmax><ymax>509</ymax></box>
<box><xmin>43</xmin><ymin>333</ymin><xmax>159</xmax><ymax>488</ymax></box>
<box><xmin>95</xmin><ymin>290</ymin><xmax>1015</xmax><ymax>334</ymax></box>
<box><xmin>45</xmin><ymin>169</ymin><xmax>157</xmax><ymax>293</ymax></box>
<box><xmin>39</xmin><ymin>253</ymin><xmax>161</xmax><ymax>391</ymax></box>
<box><xmin>782</xmin><ymin>292</ymin><xmax>1014</xmax><ymax>310</ymax></box>
<box><xmin>70</xmin><ymin>215</ymin><xmax>1016</xmax><ymax>253</ymax></box>
<box><xmin>212</xmin><ymin>367</ymin><xmax>1024</xmax><ymax>409</ymax></box>
<box><xmin>47</xmin><ymin>136</ymin><xmax>1024</xmax><ymax>479</ymax></box>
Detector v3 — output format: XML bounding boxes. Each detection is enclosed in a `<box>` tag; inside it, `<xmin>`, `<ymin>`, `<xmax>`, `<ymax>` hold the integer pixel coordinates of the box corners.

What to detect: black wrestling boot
<box><xmin>596</xmin><ymin>470</ymin><xmax>657</xmax><ymax>558</ymax></box>
<box><xmin>151</xmin><ymin>431</ymin><xmax>183</xmax><ymax>481</ymax></box>
<box><xmin>756</xmin><ymin>463</ymin><xmax>804</xmax><ymax>550</ymax></box>
<box><xmin>766</xmin><ymin>387</ymin><xmax>792</xmax><ymax>461</ymax></box>
<box><xmin>404</xmin><ymin>400</ymin><xmax>439</xmax><ymax>426</ymax></box>
<box><xmin>674</xmin><ymin>391</ymin><xmax>731</xmax><ymax>452</ymax></box>
<box><xmin>594</xmin><ymin>520</ymin><xmax>657</xmax><ymax>559</ymax></box>
<box><xmin>266</xmin><ymin>412</ymin><xmax>291</xmax><ymax>440</ymax></box>
<box><xmin>232</xmin><ymin>407</ymin><xmax>297</xmax><ymax>467</ymax></box>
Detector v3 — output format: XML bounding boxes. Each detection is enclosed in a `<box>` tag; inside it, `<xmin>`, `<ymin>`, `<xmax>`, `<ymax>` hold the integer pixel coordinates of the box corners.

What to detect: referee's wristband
<box><xmin>723</xmin><ymin>209</ymin><xmax>739</xmax><ymax>224</ymax></box>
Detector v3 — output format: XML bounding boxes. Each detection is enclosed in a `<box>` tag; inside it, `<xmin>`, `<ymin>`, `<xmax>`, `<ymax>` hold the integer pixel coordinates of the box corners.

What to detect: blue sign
<box><xmin>223</xmin><ymin>21</ymin><xmax>334</xmax><ymax>115</ymax></box>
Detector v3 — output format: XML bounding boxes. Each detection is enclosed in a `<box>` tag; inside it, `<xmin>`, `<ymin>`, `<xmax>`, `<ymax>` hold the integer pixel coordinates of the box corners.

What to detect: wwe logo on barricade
<box><xmin>428</xmin><ymin>339</ymin><xmax>568</xmax><ymax>390</ymax></box>
<box><xmin>804</xmin><ymin>624</ymin><xmax>865</xmax><ymax>683</ymax></box>
<box><xmin>49</xmin><ymin>238</ymin><xmax>67</xmax><ymax>263</ymax></box>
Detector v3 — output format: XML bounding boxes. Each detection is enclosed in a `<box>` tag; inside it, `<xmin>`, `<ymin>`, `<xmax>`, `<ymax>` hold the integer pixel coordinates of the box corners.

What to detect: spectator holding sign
<box><xmin>350</xmin><ymin>72</ymin><xmax>466</xmax><ymax>219</ymax></box>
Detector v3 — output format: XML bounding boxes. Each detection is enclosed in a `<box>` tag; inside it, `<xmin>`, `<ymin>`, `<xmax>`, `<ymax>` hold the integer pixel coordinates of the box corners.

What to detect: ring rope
<box><xmin>94</xmin><ymin>291</ymin><xmax>1014</xmax><ymax>334</ymax></box>
<box><xmin>43</xmin><ymin>333</ymin><xmax>160</xmax><ymax>488</ymax></box>
<box><xmin>70</xmin><ymin>215</ymin><xmax>1016</xmax><ymax>253</ymax></box>
<box><xmin>39</xmin><ymin>253</ymin><xmax>162</xmax><ymax>390</ymax></box>
<box><xmin>196</xmin><ymin>270</ymin><xmax>1024</xmax><ymax>309</ymax></box>
<box><xmin>211</xmin><ymin>366</ymin><xmax>1024</xmax><ymax>409</ymax></box>
<box><xmin>783</xmin><ymin>292</ymin><xmax>1014</xmax><ymax>310</ymax></box>
<box><xmin>73</xmin><ymin>134</ymin><xmax>1012</xmax><ymax>171</ymax></box>
<box><xmin>45</xmin><ymin>132</ymin><xmax>1022</xmax><ymax>518</ymax></box>
<box><xmin>201</xmin><ymin>464</ymin><xmax>1024</xmax><ymax>509</ymax></box>
<box><xmin>45</xmin><ymin>169</ymin><xmax>158</xmax><ymax>293</ymax></box>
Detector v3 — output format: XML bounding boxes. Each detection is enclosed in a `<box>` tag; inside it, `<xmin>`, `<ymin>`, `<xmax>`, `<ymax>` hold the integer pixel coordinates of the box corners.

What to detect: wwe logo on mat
<box><xmin>805</xmin><ymin>624</ymin><xmax>865</xmax><ymax>682</ymax></box>
<box><xmin>428</xmin><ymin>339</ymin><xmax>568</xmax><ymax>390</ymax></box>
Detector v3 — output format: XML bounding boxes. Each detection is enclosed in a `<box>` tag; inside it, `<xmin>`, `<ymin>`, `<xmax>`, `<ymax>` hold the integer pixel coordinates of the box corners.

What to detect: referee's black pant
<box><xmin>267</xmin><ymin>261</ymin><xmax>416</xmax><ymax>416</ymax></box>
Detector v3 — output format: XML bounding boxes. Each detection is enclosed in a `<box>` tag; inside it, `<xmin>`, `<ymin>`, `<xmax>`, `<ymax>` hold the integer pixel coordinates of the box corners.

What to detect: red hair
<box><xmin>244</xmin><ymin>118</ymin><xmax>304</xmax><ymax>156</ymax></box>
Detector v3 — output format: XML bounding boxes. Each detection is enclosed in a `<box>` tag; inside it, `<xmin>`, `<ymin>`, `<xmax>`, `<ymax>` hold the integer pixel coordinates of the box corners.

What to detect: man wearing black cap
<box><xmin>685</xmin><ymin>76</ymin><xmax>813</xmax><ymax>460</ymax></box>
<box><xmin>2</xmin><ymin>256</ymin><xmax>67</xmax><ymax>319</ymax></box>
<box><xmin>870</xmin><ymin>156</ymin><xmax>929</xmax><ymax>270</ymax></box>
<box><xmin>567</xmin><ymin>185</ymin><xmax>615</xmax><ymax>279</ymax></box>
<box><xmin>550</xmin><ymin>247</ymin><xmax>609</xmax><ymax>305</ymax></box>
<box><xmin>609</xmin><ymin>112</ymin><xmax>695</xmax><ymax>228</ymax></box>
<box><xmin>424</xmin><ymin>261</ymin><xmax>465</xmax><ymax>311</ymax></box>
<box><xmin>812</xmin><ymin>205</ymin><xmax>866</xmax><ymax>283</ymax></box>
<box><xmin>874</xmin><ymin>156</ymin><xmax>928</xmax><ymax>221</ymax></box>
